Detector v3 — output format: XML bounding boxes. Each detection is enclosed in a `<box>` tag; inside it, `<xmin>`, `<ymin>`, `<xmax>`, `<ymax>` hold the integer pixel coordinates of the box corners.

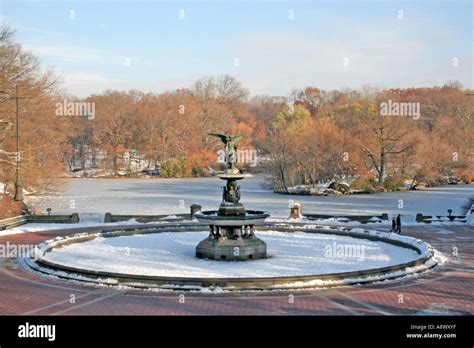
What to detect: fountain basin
<box><xmin>218</xmin><ymin>173</ymin><xmax>251</xmax><ymax>180</ymax></box>
<box><xmin>26</xmin><ymin>224</ymin><xmax>437</xmax><ymax>290</ymax></box>
<box><xmin>194</xmin><ymin>210</ymin><xmax>270</xmax><ymax>226</ymax></box>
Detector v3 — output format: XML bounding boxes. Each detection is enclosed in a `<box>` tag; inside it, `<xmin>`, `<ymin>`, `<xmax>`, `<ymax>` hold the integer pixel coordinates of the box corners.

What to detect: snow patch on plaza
<box><xmin>40</xmin><ymin>230</ymin><xmax>424</xmax><ymax>278</ymax></box>
<box><xmin>0</xmin><ymin>218</ymin><xmax>194</xmax><ymax>237</ymax></box>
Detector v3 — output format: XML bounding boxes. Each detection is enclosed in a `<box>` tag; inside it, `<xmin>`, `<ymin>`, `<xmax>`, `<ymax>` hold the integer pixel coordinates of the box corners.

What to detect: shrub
<box><xmin>192</xmin><ymin>167</ymin><xmax>206</xmax><ymax>177</ymax></box>
<box><xmin>160</xmin><ymin>159</ymin><xmax>193</xmax><ymax>178</ymax></box>
<box><xmin>350</xmin><ymin>177</ymin><xmax>377</xmax><ymax>193</ymax></box>
<box><xmin>383</xmin><ymin>178</ymin><xmax>404</xmax><ymax>191</ymax></box>
<box><xmin>160</xmin><ymin>160</ymin><xmax>176</xmax><ymax>178</ymax></box>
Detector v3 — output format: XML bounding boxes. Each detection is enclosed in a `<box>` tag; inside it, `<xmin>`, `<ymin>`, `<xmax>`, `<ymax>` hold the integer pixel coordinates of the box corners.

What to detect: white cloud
<box><xmin>64</xmin><ymin>73</ymin><xmax>120</xmax><ymax>85</ymax></box>
<box><xmin>16</xmin><ymin>25</ymin><xmax>65</xmax><ymax>37</ymax></box>
<box><xmin>61</xmin><ymin>73</ymin><xmax>120</xmax><ymax>96</ymax></box>
<box><xmin>23</xmin><ymin>44</ymin><xmax>109</xmax><ymax>64</ymax></box>
<box><xmin>227</xmin><ymin>31</ymin><xmax>471</xmax><ymax>95</ymax></box>
<box><xmin>21</xmin><ymin>32</ymin><xmax>472</xmax><ymax>98</ymax></box>
<box><xmin>61</xmin><ymin>73</ymin><xmax>197</xmax><ymax>97</ymax></box>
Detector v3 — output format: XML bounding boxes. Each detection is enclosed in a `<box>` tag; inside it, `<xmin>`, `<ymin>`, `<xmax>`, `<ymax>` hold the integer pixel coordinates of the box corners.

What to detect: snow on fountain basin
<box><xmin>39</xmin><ymin>230</ymin><xmax>427</xmax><ymax>279</ymax></box>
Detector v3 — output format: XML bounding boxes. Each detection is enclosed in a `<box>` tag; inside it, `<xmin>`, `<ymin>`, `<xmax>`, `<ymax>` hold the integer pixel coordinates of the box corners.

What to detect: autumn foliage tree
<box><xmin>0</xmin><ymin>26</ymin><xmax>66</xmax><ymax>195</ymax></box>
<box><xmin>265</xmin><ymin>84</ymin><xmax>473</xmax><ymax>192</ymax></box>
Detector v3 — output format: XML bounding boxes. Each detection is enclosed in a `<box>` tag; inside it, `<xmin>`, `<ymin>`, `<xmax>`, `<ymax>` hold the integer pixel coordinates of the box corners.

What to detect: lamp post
<box><xmin>13</xmin><ymin>84</ymin><xmax>23</xmax><ymax>201</ymax></box>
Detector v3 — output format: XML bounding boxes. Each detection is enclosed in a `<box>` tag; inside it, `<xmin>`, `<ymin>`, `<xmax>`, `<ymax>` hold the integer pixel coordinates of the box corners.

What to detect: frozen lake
<box><xmin>27</xmin><ymin>176</ymin><xmax>474</xmax><ymax>218</ymax></box>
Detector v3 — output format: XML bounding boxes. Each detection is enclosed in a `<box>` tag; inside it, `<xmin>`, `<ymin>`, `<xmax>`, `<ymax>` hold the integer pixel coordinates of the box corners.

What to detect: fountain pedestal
<box><xmin>195</xmin><ymin>227</ymin><xmax>267</xmax><ymax>260</ymax></box>
<box><xmin>195</xmin><ymin>173</ymin><xmax>269</xmax><ymax>261</ymax></box>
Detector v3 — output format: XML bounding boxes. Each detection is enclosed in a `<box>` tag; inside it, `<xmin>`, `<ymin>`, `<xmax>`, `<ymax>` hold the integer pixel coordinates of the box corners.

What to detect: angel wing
<box><xmin>208</xmin><ymin>133</ymin><xmax>229</xmax><ymax>144</ymax></box>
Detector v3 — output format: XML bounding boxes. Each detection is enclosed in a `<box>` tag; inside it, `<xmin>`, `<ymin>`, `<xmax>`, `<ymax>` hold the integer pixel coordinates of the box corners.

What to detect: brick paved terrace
<box><xmin>0</xmin><ymin>224</ymin><xmax>472</xmax><ymax>316</ymax></box>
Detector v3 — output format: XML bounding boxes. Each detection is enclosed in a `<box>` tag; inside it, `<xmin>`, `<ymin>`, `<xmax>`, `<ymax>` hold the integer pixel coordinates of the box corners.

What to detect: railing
<box><xmin>29</xmin><ymin>213</ymin><xmax>79</xmax><ymax>224</ymax></box>
<box><xmin>104</xmin><ymin>212</ymin><xmax>190</xmax><ymax>223</ymax></box>
<box><xmin>303</xmin><ymin>212</ymin><xmax>468</xmax><ymax>224</ymax></box>
<box><xmin>415</xmin><ymin>213</ymin><xmax>467</xmax><ymax>223</ymax></box>
<box><xmin>104</xmin><ymin>205</ymin><xmax>201</xmax><ymax>223</ymax></box>
<box><xmin>0</xmin><ymin>215</ymin><xmax>28</xmax><ymax>230</ymax></box>
<box><xmin>304</xmin><ymin>213</ymin><xmax>389</xmax><ymax>224</ymax></box>
<box><xmin>0</xmin><ymin>213</ymin><xmax>80</xmax><ymax>230</ymax></box>
<box><xmin>1</xmin><ymin>204</ymin><xmax>470</xmax><ymax>231</ymax></box>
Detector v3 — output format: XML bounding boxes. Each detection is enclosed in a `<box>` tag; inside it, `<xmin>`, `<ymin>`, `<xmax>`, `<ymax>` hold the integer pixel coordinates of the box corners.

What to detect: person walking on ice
<box><xmin>389</xmin><ymin>218</ymin><xmax>396</xmax><ymax>232</ymax></box>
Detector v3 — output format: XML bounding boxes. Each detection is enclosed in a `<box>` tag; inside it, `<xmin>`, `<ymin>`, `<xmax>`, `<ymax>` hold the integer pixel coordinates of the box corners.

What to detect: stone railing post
<box><xmin>190</xmin><ymin>204</ymin><xmax>202</xmax><ymax>216</ymax></box>
<box><xmin>104</xmin><ymin>212</ymin><xmax>112</xmax><ymax>223</ymax></box>
<box><xmin>416</xmin><ymin>213</ymin><xmax>424</xmax><ymax>223</ymax></box>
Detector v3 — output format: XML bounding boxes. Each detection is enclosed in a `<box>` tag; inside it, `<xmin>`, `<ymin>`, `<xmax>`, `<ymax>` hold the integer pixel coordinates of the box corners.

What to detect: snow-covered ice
<box><xmin>26</xmin><ymin>176</ymin><xmax>474</xmax><ymax>217</ymax></box>
<box><xmin>42</xmin><ymin>231</ymin><xmax>421</xmax><ymax>278</ymax></box>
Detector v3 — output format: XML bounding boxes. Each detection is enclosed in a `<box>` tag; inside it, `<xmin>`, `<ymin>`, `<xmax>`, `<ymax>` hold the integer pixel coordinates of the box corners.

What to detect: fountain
<box><xmin>25</xmin><ymin>134</ymin><xmax>437</xmax><ymax>290</ymax></box>
<box><xmin>194</xmin><ymin>133</ymin><xmax>269</xmax><ymax>260</ymax></box>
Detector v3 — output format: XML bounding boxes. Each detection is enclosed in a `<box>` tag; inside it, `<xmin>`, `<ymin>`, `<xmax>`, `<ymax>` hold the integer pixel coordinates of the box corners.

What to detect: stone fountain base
<box><xmin>194</xmin><ymin>210</ymin><xmax>270</xmax><ymax>261</ymax></box>
<box><xmin>196</xmin><ymin>232</ymin><xmax>267</xmax><ymax>261</ymax></box>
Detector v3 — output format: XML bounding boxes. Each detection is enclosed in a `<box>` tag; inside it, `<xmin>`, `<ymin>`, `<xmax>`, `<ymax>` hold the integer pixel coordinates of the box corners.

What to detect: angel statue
<box><xmin>209</xmin><ymin>133</ymin><xmax>247</xmax><ymax>173</ymax></box>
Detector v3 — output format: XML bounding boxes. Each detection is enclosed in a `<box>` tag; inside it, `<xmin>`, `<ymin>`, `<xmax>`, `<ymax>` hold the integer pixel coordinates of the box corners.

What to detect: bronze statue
<box><xmin>222</xmin><ymin>180</ymin><xmax>240</xmax><ymax>204</ymax></box>
<box><xmin>208</xmin><ymin>133</ymin><xmax>247</xmax><ymax>171</ymax></box>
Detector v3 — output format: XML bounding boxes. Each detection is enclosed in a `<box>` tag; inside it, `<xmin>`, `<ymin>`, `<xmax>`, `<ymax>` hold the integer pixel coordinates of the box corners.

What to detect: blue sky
<box><xmin>1</xmin><ymin>0</ymin><xmax>472</xmax><ymax>97</ymax></box>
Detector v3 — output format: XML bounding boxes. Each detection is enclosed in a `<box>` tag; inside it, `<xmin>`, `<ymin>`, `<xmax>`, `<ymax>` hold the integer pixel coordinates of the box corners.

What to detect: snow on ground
<box><xmin>431</xmin><ymin>229</ymin><xmax>454</xmax><ymax>235</ymax></box>
<box><xmin>26</xmin><ymin>176</ymin><xmax>474</xmax><ymax>217</ymax></box>
<box><xmin>0</xmin><ymin>219</ymin><xmax>186</xmax><ymax>237</ymax></box>
<box><xmin>414</xmin><ymin>303</ymin><xmax>464</xmax><ymax>316</ymax></box>
<box><xmin>42</xmin><ymin>231</ymin><xmax>421</xmax><ymax>278</ymax></box>
<box><xmin>468</xmin><ymin>212</ymin><xmax>474</xmax><ymax>226</ymax></box>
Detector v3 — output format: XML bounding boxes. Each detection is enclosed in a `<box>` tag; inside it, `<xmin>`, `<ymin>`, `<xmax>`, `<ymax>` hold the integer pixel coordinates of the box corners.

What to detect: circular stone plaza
<box><xmin>1</xmin><ymin>178</ymin><xmax>473</xmax><ymax>316</ymax></box>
